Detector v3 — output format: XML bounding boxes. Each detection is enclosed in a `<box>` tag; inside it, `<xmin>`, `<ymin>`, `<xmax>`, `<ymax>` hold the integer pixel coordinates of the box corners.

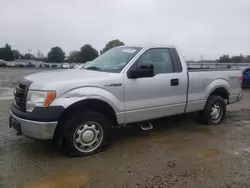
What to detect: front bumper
<box><xmin>9</xmin><ymin>104</ymin><xmax>65</xmax><ymax>140</ymax></box>
<box><xmin>10</xmin><ymin>111</ymin><xmax>57</xmax><ymax>139</ymax></box>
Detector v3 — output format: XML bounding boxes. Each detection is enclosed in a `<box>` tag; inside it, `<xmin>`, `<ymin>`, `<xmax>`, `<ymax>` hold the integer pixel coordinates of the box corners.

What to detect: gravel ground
<box><xmin>0</xmin><ymin>68</ymin><xmax>250</xmax><ymax>188</ymax></box>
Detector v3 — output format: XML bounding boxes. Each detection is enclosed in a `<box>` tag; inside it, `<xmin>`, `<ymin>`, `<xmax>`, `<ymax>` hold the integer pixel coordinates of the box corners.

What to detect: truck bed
<box><xmin>185</xmin><ymin>68</ymin><xmax>242</xmax><ymax>113</ymax></box>
<box><xmin>188</xmin><ymin>67</ymin><xmax>240</xmax><ymax>72</ymax></box>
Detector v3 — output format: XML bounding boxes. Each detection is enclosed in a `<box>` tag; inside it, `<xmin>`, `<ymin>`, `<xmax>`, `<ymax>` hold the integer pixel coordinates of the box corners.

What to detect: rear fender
<box><xmin>205</xmin><ymin>79</ymin><xmax>230</xmax><ymax>99</ymax></box>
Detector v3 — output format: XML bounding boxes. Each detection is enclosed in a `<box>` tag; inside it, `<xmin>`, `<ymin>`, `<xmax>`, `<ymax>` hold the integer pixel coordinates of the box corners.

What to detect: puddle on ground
<box><xmin>148</xmin><ymin>133</ymin><xmax>181</xmax><ymax>144</ymax></box>
<box><xmin>180</xmin><ymin>125</ymin><xmax>211</xmax><ymax>134</ymax></box>
<box><xmin>198</xmin><ymin>148</ymin><xmax>219</xmax><ymax>158</ymax></box>
<box><xmin>227</xmin><ymin>111</ymin><xmax>238</xmax><ymax>119</ymax></box>
<box><xmin>118</xmin><ymin>125</ymin><xmax>213</xmax><ymax>150</ymax></box>
<box><xmin>130</xmin><ymin>133</ymin><xmax>184</xmax><ymax>147</ymax></box>
<box><xmin>23</xmin><ymin>172</ymin><xmax>88</xmax><ymax>188</ymax></box>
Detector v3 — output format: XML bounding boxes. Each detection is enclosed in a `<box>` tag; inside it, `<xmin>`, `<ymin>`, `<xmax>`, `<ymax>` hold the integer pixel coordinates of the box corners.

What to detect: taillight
<box><xmin>238</xmin><ymin>75</ymin><xmax>243</xmax><ymax>81</ymax></box>
<box><xmin>238</xmin><ymin>75</ymin><xmax>243</xmax><ymax>87</ymax></box>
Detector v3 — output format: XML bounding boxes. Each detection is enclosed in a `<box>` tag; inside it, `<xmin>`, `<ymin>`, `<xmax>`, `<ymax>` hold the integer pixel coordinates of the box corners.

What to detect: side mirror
<box><xmin>127</xmin><ymin>64</ymin><xmax>154</xmax><ymax>79</ymax></box>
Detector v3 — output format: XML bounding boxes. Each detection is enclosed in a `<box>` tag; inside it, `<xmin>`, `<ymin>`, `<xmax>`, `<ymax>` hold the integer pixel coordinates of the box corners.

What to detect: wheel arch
<box><xmin>209</xmin><ymin>87</ymin><xmax>229</xmax><ymax>101</ymax></box>
<box><xmin>53</xmin><ymin>98</ymin><xmax>118</xmax><ymax>145</ymax></box>
<box><xmin>205</xmin><ymin>78</ymin><xmax>230</xmax><ymax>103</ymax></box>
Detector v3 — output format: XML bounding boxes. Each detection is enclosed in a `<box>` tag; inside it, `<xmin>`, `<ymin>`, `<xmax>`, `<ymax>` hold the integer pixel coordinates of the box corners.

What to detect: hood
<box><xmin>26</xmin><ymin>69</ymin><xmax>108</xmax><ymax>82</ymax></box>
<box><xmin>25</xmin><ymin>69</ymin><xmax>110</xmax><ymax>90</ymax></box>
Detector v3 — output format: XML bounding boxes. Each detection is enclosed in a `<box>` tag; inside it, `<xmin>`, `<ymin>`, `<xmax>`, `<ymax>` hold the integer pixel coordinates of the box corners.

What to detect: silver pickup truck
<box><xmin>9</xmin><ymin>45</ymin><xmax>242</xmax><ymax>156</ymax></box>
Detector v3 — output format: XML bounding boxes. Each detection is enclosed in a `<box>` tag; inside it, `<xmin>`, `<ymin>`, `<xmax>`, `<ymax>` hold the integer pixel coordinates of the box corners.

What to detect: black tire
<box><xmin>62</xmin><ymin>110</ymin><xmax>112</xmax><ymax>157</ymax></box>
<box><xmin>200</xmin><ymin>95</ymin><xmax>226</xmax><ymax>125</ymax></box>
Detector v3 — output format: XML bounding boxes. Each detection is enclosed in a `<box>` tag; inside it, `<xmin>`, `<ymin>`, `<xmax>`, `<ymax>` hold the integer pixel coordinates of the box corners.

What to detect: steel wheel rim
<box><xmin>210</xmin><ymin>103</ymin><xmax>222</xmax><ymax>123</ymax></box>
<box><xmin>73</xmin><ymin>121</ymin><xmax>103</xmax><ymax>153</ymax></box>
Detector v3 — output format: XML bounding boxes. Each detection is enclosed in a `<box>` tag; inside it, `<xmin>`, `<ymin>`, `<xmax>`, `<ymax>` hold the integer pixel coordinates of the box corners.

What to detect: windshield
<box><xmin>85</xmin><ymin>47</ymin><xmax>142</xmax><ymax>72</ymax></box>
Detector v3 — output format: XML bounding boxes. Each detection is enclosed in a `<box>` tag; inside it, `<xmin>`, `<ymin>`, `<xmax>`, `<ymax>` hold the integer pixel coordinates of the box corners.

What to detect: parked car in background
<box><xmin>24</xmin><ymin>62</ymin><xmax>35</xmax><ymax>67</ymax></box>
<box><xmin>62</xmin><ymin>63</ymin><xmax>70</xmax><ymax>69</ymax></box>
<box><xmin>51</xmin><ymin>64</ymin><xmax>57</xmax><ymax>68</ymax></box>
<box><xmin>73</xmin><ymin>62</ymin><xmax>91</xmax><ymax>69</ymax></box>
<box><xmin>44</xmin><ymin>64</ymin><xmax>50</xmax><ymax>68</ymax></box>
<box><xmin>73</xmin><ymin>63</ymin><xmax>85</xmax><ymax>69</ymax></box>
<box><xmin>73</xmin><ymin>64</ymin><xmax>80</xmax><ymax>69</ymax></box>
<box><xmin>9</xmin><ymin>45</ymin><xmax>243</xmax><ymax>157</ymax></box>
<box><xmin>242</xmin><ymin>68</ymin><xmax>250</xmax><ymax>88</ymax></box>
<box><xmin>0</xmin><ymin>60</ymin><xmax>7</xmax><ymax>67</ymax></box>
<box><xmin>16</xmin><ymin>63</ymin><xmax>25</xmax><ymax>67</ymax></box>
<box><xmin>7</xmin><ymin>62</ymin><xmax>16</xmax><ymax>67</ymax></box>
<box><xmin>39</xmin><ymin>63</ymin><xmax>50</xmax><ymax>68</ymax></box>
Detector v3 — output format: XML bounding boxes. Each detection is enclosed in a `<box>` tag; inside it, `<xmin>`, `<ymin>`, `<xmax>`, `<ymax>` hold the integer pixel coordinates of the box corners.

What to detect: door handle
<box><xmin>171</xmin><ymin>78</ymin><xmax>179</xmax><ymax>86</ymax></box>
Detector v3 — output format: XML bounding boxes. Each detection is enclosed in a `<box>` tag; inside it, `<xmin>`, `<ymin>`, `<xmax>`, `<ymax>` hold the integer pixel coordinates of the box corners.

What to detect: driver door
<box><xmin>123</xmin><ymin>48</ymin><xmax>187</xmax><ymax>123</ymax></box>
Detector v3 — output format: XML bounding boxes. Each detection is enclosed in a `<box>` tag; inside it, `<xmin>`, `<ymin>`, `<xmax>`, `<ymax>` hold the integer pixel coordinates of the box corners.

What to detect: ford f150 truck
<box><xmin>9</xmin><ymin>45</ymin><xmax>243</xmax><ymax>156</ymax></box>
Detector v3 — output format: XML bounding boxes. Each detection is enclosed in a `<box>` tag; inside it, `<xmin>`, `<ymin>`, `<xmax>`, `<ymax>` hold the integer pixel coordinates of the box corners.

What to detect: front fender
<box><xmin>50</xmin><ymin>86</ymin><xmax>124</xmax><ymax>113</ymax></box>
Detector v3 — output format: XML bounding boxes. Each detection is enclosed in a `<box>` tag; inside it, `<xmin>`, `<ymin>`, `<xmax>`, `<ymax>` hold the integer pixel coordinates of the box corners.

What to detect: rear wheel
<box><xmin>200</xmin><ymin>95</ymin><xmax>226</xmax><ymax>125</ymax></box>
<box><xmin>62</xmin><ymin>110</ymin><xmax>112</xmax><ymax>157</ymax></box>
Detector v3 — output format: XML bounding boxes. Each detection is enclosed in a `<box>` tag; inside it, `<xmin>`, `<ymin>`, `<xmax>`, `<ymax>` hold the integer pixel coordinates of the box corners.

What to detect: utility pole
<box><xmin>200</xmin><ymin>55</ymin><xmax>203</xmax><ymax>68</ymax></box>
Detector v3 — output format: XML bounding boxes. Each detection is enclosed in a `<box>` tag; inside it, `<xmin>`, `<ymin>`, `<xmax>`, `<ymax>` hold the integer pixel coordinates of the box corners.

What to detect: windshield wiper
<box><xmin>85</xmin><ymin>66</ymin><xmax>101</xmax><ymax>70</ymax></box>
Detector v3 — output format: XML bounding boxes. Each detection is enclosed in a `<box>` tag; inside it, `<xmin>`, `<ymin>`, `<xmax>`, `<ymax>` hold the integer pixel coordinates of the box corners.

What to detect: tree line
<box><xmin>0</xmin><ymin>39</ymin><xmax>124</xmax><ymax>63</ymax></box>
<box><xmin>1</xmin><ymin>40</ymin><xmax>249</xmax><ymax>63</ymax></box>
<box><xmin>218</xmin><ymin>54</ymin><xmax>250</xmax><ymax>63</ymax></box>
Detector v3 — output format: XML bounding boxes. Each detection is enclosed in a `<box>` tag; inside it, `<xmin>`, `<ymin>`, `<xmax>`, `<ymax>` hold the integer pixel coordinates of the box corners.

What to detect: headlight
<box><xmin>26</xmin><ymin>90</ymin><xmax>56</xmax><ymax>112</ymax></box>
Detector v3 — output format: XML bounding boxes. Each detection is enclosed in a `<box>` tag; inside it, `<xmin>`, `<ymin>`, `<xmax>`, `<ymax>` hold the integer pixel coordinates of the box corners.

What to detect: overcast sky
<box><xmin>0</xmin><ymin>0</ymin><xmax>249</xmax><ymax>60</ymax></box>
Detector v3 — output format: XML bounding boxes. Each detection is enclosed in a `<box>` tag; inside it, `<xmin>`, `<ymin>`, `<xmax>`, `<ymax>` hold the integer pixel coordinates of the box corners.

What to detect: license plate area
<box><xmin>9</xmin><ymin>117</ymin><xmax>22</xmax><ymax>133</ymax></box>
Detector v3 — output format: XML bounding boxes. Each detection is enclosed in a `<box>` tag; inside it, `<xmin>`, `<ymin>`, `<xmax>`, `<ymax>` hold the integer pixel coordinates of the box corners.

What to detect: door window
<box><xmin>135</xmin><ymin>48</ymin><xmax>174</xmax><ymax>75</ymax></box>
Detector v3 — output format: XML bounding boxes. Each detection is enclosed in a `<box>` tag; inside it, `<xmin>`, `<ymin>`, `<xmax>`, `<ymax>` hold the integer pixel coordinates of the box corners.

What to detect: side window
<box><xmin>136</xmin><ymin>48</ymin><xmax>174</xmax><ymax>75</ymax></box>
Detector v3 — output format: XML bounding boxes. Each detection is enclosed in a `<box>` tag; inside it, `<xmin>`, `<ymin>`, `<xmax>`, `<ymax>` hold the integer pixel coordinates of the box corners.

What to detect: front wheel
<box><xmin>62</xmin><ymin>110</ymin><xmax>112</xmax><ymax>157</ymax></box>
<box><xmin>200</xmin><ymin>95</ymin><xmax>226</xmax><ymax>125</ymax></box>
